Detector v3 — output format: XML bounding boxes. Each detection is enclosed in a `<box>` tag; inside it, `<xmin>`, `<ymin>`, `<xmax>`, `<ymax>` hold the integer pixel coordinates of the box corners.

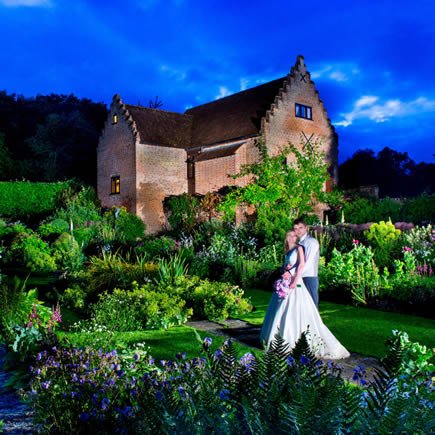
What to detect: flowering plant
<box><xmin>274</xmin><ymin>278</ymin><xmax>291</xmax><ymax>298</ymax></box>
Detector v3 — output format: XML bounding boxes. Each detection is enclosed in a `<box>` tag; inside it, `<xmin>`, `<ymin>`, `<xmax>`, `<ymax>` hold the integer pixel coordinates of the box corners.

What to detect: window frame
<box><xmin>111</xmin><ymin>175</ymin><xmax>120</xmax><ymax>195</ymax></box>
<box><xmin>295</xmin><ymin>103</ymin><xmax>313</xmax><ymax>120</ymax></box>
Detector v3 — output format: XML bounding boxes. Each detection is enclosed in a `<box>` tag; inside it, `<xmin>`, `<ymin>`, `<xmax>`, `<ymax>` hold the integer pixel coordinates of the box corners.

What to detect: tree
<box><xmin>219</xmin><ymin>138</ymin><xmax>335</xmax><ymax>243</ymax></box>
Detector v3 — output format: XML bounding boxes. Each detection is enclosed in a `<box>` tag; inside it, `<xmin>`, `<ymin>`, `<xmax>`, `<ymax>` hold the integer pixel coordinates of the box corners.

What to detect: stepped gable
<box><xmin>125</xmin><ymin>103</ymin><xmax>193</xmax><ymax>148</ymax></box>
<box><xmin>185</xmin><ymin>77</ymin><xmax>288</xmax><ymax>146</ymax></box>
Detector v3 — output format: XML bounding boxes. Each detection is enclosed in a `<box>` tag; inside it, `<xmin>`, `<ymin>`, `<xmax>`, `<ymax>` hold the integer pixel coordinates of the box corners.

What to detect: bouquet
<box><xmin>274</xmin><ymin>278</ymin><xmax>291</xmax><ymax>299</ymax></box>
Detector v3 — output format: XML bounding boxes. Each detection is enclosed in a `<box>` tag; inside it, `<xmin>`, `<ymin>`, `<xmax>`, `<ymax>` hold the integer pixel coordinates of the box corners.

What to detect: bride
<box><xmin>260</xmin><ymin>230</ymin><xmax>350</xmax><ymax>360</ymax></box>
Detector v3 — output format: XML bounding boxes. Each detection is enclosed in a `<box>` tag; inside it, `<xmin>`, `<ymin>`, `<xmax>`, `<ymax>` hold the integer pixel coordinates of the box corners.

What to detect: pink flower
<box><xmin>403</xmin><ymin>246</ymin><xmax>412</xmax><ymax>252</ymax></box>
<box><xmin>274</xmin><ymin>278</ymin><xmax>290</xmax><ymax>299</ymax></box>
<box><xmin>352</xmin><ymin>239</ymin><xmax>360</xmax><ymax>245</ymax></box>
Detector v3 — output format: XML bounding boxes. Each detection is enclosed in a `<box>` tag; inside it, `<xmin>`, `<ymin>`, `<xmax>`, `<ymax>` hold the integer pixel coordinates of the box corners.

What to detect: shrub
<box><xmin>37</xmin><ymin>218</ymin><xmax>70</xmax><ymax>238</ymax></box>
<box><xmin>52</xmin><ymin>232</ymin><xmax>85</xmax><ymax>272</ymax></box>
<box><xmin>401</xmin><ymin>194</ymin><xmax>435</xmax><ymax>224</ymax></box>
<box><xmin>403</xmin><ymin>225</ymin><xmax>434</xmax><ymax>267</ymax></box>
<box><xmin>0</xmin><ymin>181</ymin><xmax>70</xmax><ymax>218</ymax></box>
<box><xmin>86</xmin><ymin>252</ymin><xmax>158</xmax><ymax>296</ymax></box>
<box><xmin>8</xmin><ymin>232</ymin><xmax>57</xmax><ymax>273</ymax></box>
<box><xmin>366</xmin><ymin>220</ymin><xmax>402</xmax><ymax>269</ymax></box>
<box><xmin>166</xmin><ymin>193</ymin><xmax>200</xmax><ymax>233</ymax></box>
<box><xmin>321</xmin><ymin>242</ymin><xmax>383</xmax><ymax>304</ymax></box>
<box><xmin>101</xmin><ymin>206</ymin><xmax>146</xmax><ymax>245</ymax></box>
<box><xmin>134</xmin><ymin>236</ymin><xmax>178</xmax><ymax>259</ymax></box>
<box><xmin>91</xmin><ymin>283</ymin><xmax>192</xmax><ymax>330</ymax></box>
<box><xmin>186</xmin><ymin>278</ymin><xmax>252</xmax><ymax>321</ymax></box>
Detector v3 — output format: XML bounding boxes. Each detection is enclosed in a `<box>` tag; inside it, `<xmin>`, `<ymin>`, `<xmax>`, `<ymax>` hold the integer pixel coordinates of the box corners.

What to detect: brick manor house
<box><xmin>97</xmin><ymin>55</ymin><xmax>338</xmax><ymax>233</ymax></box>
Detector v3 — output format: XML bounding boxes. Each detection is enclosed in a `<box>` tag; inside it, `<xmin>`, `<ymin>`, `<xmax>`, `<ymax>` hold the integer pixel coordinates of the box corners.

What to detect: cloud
<box><xmin>0</xmin><ymin>0</ymin><xmax>52</xmax><ymax>6</ymax></box>
<box><xmin>311</xmin><ymin>63</ymin><xmax>360</xmax><ymax>83</ymax></box>
<box><xmin>336</xmin><ymin>95</ymin><xmax>435</xmax><ymax>127</ymax></box>
<box><xmin>160</xmin><ymin>64</ymin><xmax>187</xmax><ymax>81</ymax></box>
<box><xmin>215</xmin><ymin>86</ymin><xmax>232</xmax><ymax>99</ymax></box>
<box><xmin>240</xmin><ymin>78</ymin><xmax>249</xmax><ymax>91</ymax></box>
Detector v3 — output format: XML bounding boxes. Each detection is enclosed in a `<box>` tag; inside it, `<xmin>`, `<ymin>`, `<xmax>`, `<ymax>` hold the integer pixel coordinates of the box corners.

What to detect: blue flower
<box><xmin>41</xmin><ymin>381</ymin><xmax>51</xmax><ymax>390</ymax></box>
<box><xmin>286</xmin><ymin>356</ymin><xmax>295</xmax><ymax>367</ymax></box>
<box><xmin>300</xmin><ymin>355</ymin><xmax>309</xmax><ymax>365</ymax></box>
<box><xmin>155</xmin><ymin>391</ymin><xmax>164</xmax><ymax>401</ymax></box>
<box><xmin>121</xmin><ymin>406</ymin><xmax>133</xmax><ymax>417</ymax></box>
<box><xmin>133</xmin><ymin>353</ymin><xmax>140</xmax><ymax>361</ymax></box>
<box><xmin>214</xmin><ymin>349</ymin><xmax>223</xmax><ymax>359</ymax></box>
<box><xmin>79</xmin><ymin>412</ymin><xmax>90</xmax><ymax>422</ymax></box>
<box><xmin>219</xmin><ymin>389</ymin><xmax>230</xmax><ymax>400</ymax></box>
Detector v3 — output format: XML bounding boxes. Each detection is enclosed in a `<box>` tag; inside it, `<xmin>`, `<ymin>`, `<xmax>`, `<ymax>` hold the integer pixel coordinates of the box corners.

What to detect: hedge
<box><xmin>0</xmin><ymin>181</ymin><xmax>71</xmax><ymax>217</ymax></box>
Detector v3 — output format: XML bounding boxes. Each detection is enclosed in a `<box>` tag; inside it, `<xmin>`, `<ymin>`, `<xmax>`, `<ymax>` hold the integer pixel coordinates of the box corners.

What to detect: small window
<box><xmin>111</xmin><ymin>175</ymin><xmax>120</xmax><ymax>194</ymax></box>
<box><xmin>187</xmin><ymin>162</ymin><xmax>195</xmax><ymax>179</ymax></box>
<box><xmin>295</xmin><ymin>103</ymin><xmax>312</xmax><ymax>120</ymax></box>
<box><xmin>112</xmin><ymin>114</ymin><xmax>118</xmax><ymax>124</ymax></box>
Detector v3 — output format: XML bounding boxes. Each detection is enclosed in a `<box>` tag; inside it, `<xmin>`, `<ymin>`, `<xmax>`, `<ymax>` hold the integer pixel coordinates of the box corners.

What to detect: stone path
<box><xmin>187</xmin><ymin>319</ymin><xmax>382</xmax><ymax>383</ymax></box>
<box><xmin>0</xmin><ymin>346</ymin><xmax>33</xmax><ymax>434</ymax></box>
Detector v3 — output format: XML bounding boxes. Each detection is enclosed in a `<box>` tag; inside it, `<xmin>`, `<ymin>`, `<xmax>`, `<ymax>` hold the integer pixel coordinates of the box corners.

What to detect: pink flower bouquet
<box><xmin>274</xmin><ymin>278</ymin><xmax>291</xmax><ymax>299</ymax></box>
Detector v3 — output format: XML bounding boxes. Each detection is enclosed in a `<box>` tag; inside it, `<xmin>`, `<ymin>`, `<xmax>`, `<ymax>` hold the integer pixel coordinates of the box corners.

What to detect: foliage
<box><xmin>52</xmin><ymin>232</ymin><xmax>85</xmax><ymax>272</ymax></box>
<box><xmin>157</xmin><ymin>252</ymin><xmax>189</xmax><ymax>285</ymax></box>
<box><xmin>86</xmin><ymin>252</ymin><xmax>158</xmax><ymax>296</ymax></box>
<box><xmin>91</xmin><ymin>283</ymin><xmax>192</xmax><ymax>330</ymax></box>
<box><xmin>321</xmin><ymin>242</ymin><xmax>383</xmax><ymax>304</ymax></box>
<box><xmin>0</xmin><ymin>91</ymin><xmax>107</xmax><ymax>184</ymax></box>
<box><xmin>219</xmin><ymin>138</ymin><xmax>334</xmax><ymax>244</ymax></box>
<box><xmin>403</xmin><ymin>224</ymin><xmax>434</xmax><ymax>267</ymax></box>
<box><xmin>0</xmin><ymin>181</ymin><xmax>70</xmax><ymax>218</ymax></box>
<box><xmin>37</xmin><ymin>218</ymin><xmax>70</xmax><ymax>238</ymax></box>
<box><xmin>25</xmin><ymin>331</ymin><xmax>435</xmax><ymax>434</ymax></box>
<box><xmin>366</xmin><ymin>220</ymin><xmax>402</xmax><ymax>269</ymax></box>
<box><xmin>134</xmin><ymin>236</ymin><xmax>178</xmax><ymax>259</ymax></box>
<box><xmin>185</xmin><ymin>277</ymin><xmax>252</xmax><ymax>321</ymax></box>
<box><xmin>339</xmin><ymin>146</ymin><xmax>435</xmax><ymax>197</ymax></box>
<box><xmin>101</xmin><ymin>206</ymin><xmax>146</xmax><ymax>245</ymax></box>
<box><xmin>167</xmin><ymin>193</ymin><xmax>200</xmax><ymax>233</ymax></box>
<box><xmin>7</xmin><ymin>232</ymin><xmax>57</xmax><ymax>272</ymax></box>
<box><xmin>342</xmin><ymin>196</ymin><xmax>402</xmax><ymax>224</ymax></box>
<box><xmin>401</xmin><ymin>194</ymin><xmax>435</xmax><ymax>224</ymax></box>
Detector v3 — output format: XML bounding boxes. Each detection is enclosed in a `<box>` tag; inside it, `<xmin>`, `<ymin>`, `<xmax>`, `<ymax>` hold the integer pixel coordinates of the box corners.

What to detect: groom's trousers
<box><xmin>302</xmin><ymin>277</ymin><xmax>319</xmax><ymax>308</ymax></box>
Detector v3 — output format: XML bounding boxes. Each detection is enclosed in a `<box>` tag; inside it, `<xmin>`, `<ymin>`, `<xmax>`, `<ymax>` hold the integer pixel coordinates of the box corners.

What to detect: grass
<box><xmin>237</xmin><ymin>289</ymin><xmax>435</xmax><ymax>358</ymax></box>
<box><xmin>59</xmin><ymin>326</ymin><xmax>258</xmax><ymax>362</ymax></box>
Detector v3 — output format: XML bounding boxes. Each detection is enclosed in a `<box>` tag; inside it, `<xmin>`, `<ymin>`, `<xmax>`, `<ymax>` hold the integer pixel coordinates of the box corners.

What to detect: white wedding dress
<box><xmin>260</xmin><ymin>248</ymin><xmax>350</xmax><ymax>360</ymax></box>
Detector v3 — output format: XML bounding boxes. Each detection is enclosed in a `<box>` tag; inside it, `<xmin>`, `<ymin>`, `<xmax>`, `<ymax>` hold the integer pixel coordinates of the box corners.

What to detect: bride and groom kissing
<box><xmin>260</xmin><ymin>218</ymin><xmax>350</xmax><ymax>360</ymax></box>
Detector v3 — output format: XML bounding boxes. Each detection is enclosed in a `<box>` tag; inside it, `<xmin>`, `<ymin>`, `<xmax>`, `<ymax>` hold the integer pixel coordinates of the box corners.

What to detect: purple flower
<box><xmin>214</xmin><ymin>349</ymin><xmax>223</xmax><ymax>359</ymax></box>
<box><xmin>41</xmin><ymin>381</ymin><xmax>51</xmax><ymax>390</ymax></box>
<box><xmin>133</xmin><ymin>353</ymin><xmax>140</xmax><ymax>361</ymax></box>
<box><xmin>155</xmin><ymin>391</ymin><xmax>164</xmax><ymax>401</ymax></box>
<box><xmin>203</xmin><ymin>337</ymin><xmax>213</xmax><ymax>349</ymax></box>
<box><xmin>101</xmin><ymin>397</ymin><xmax>110</xmax><ymax>410</ymax></box>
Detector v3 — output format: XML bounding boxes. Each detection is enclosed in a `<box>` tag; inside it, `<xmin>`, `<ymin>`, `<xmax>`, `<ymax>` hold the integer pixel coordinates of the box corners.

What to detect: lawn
<box><xmin>59</xmin><ymin>289</ymin><xmax>435</xmax><ymax>360</ymax></box>
<box><xmin>59</xmin><ymin>325</ymin><xmax>258</xmax><ymax>362</ymax></box>
<box><xmin>236</xmin><ymin>289</ymin><xmax>435</xmax><ymax>358</ymax></box>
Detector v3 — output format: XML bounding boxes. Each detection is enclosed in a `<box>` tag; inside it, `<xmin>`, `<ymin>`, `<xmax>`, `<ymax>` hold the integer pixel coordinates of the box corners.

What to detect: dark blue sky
<box><xmin>1</xmin><ymin>0</ymin><xmax>434</xmax><ymax>163</ymax></box>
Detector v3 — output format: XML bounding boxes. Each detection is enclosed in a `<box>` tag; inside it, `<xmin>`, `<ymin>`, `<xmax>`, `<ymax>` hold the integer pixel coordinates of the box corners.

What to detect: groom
<box><xmin>293</xmin><ymin>218</ymin><xmax>320</xmax><ymax>308</ymax></box>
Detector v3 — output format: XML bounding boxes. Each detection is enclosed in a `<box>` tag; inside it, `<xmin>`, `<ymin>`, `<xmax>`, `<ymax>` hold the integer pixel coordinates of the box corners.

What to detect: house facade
<box><xmin>97</xmin><ymin>55</ymin><xmax>338</xmax><ymax>233</ymax></box>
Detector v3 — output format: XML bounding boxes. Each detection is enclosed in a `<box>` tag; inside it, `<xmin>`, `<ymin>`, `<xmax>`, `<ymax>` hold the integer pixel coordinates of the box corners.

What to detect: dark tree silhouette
<box><xmin>339</xmin><ymin>146</ymin><xmax>434</xmax><ymax>197</ymax></box>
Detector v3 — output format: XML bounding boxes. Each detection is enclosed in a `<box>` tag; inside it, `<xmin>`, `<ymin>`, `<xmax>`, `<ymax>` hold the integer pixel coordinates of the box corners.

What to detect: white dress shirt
<box><xmin>298</xmin><ymin>233</ymin><xmax>320</xmax><ymax>277</ymax></box>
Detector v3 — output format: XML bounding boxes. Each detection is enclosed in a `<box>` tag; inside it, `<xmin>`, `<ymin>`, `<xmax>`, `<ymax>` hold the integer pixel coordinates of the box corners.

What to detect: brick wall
<box><xmin>97</xmin><ymin>102</ymin><xmax>137</xmax><ymax>213</ymax></box>
<box><xmin>136</xmin><ymin>143</ymin><xmax>187</xmax><ymax>233</ymax></box>
<box><xmin>263</xmin><ymin>57</ymin><xmax>338</xmax><ymax>183</ymax></box>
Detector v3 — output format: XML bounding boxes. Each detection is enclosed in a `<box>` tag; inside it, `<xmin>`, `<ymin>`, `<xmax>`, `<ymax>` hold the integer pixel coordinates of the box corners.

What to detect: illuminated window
<box><xmin>111</xmin><ymin>175</ymin><xmax>120</xmax><ymax>194</ymax></box>
<box><xmin>112</xmin><ymin>114</ymin><xmax>118</xmax><ymax>124</ymax></box>
<box><xmin>295</xmin><ymin>103</ymin><xmax>312</xmax><ymax>120</ymax></box>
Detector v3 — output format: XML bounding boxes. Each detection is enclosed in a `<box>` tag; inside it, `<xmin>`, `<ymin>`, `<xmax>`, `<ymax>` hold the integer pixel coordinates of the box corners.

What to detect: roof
<box><xmin>125</xmin><ymin>104</ymin><xmax>193</xmax><ymax>148</ymax></box>
<box><xmin>116</xmin><ymin>75</ymin><xmax>289</xmax><ymax>148</ymax></box>
<box><xmin>185</xmin><ymin>77</ymin><xmax>287</xmax><ymax>146</ymax></box>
